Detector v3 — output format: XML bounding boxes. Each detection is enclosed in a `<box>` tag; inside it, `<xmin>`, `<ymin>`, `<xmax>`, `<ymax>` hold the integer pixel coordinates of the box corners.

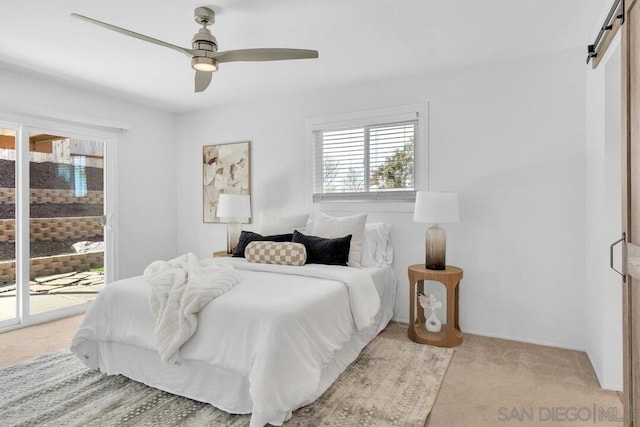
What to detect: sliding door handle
<box><xmin>100</xmin><ymin>214</ymin><xmax>113</xmax><ymax>231</ymax></box>
<box><xmin>610</xmin><ymin>232</ymin><xmax>626</xmax><ymax>282</ymax></box>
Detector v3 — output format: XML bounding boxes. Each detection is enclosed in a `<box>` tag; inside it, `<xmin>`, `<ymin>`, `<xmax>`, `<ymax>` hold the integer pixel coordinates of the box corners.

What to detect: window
<box><xmin>73</xmin><ymin>155</ymin><xmax>88</xmax><ymax>198</ymax></box>
<box><xmin>309</xmin><ymin>104</ymin><xmax>427</xmax><ymax>202</ymax></box>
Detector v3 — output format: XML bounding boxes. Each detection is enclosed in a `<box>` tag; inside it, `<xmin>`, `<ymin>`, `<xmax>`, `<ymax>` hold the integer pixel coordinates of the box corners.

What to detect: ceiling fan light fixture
<box><xmin>192</xmin><ymin>57</ymin><xmax>218</xmax><ymax>72</ymax></box>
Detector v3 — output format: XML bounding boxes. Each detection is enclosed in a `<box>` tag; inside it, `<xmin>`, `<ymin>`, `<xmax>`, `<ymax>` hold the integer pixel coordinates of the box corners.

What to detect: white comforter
<box><xmin>71</xmin><ymin>258</ymin><xmax>381</xmax><ymax>427</ymax></box>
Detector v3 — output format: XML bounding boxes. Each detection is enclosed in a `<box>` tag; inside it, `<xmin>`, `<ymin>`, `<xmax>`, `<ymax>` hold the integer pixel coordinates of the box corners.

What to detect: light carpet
<box><xmin>0</xmin><ymin>335</ymin><xmax>453</xmax><ymax>426</ymax></box>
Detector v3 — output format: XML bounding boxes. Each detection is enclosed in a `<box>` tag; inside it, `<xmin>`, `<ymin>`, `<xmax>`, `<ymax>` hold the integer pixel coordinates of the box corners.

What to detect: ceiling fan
<box><xmin>71</xmin><ymin>7</ymin><xmax>319</xmax><ymax>93</ymax></box>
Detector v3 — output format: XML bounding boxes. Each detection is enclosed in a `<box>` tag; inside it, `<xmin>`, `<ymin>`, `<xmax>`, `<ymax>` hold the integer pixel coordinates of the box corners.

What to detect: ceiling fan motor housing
<box><xmin>192</xmin><ymin>28</ymin><xmax>218</xmax><ymax>72</ymax></box>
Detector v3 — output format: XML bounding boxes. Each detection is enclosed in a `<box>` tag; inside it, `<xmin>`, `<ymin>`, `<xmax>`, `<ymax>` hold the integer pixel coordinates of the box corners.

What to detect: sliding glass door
<box><xmin>28</xmin><ymin>133</ymin><xmax>107</xmax><ymax>316</ymax></box>
<box><xmin>0</xmin><ymin>119</ymin><xmax>116</xmax><ymax>329</ymax></box>
<box><xmin>0</xmin><ymin>126</ymin><xmax>17</xmax><ymax>328</ymax></box>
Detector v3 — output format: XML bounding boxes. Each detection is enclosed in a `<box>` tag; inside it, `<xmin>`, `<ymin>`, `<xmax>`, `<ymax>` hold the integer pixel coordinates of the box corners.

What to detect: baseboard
<box><xmin>460</xmin><ymin>327</ymin><xmax>585</xmax><ymax>351</ymax></box>
<box><xmin>391</xmin><ymin>316</ymin><xmax>584</xmax><ymax>350</ymax></box>
<box><xmin>599</xmin><ymin>382</ymin><xmax>623</xmax><ymax>392</ymax></box>
<box><xmin>585</xmin><ymin>350</ymin><xmax>624</xmax><ymax>392</ymax></box>
<box><xmin>392</xmin><ymin>316</ymin><xmax>409</xmax><ymax>324</ymax></box>
<box><xmin>585</xmin><ymin>349</ymin><xmax>605</xmax><ymax>389</ymax></box>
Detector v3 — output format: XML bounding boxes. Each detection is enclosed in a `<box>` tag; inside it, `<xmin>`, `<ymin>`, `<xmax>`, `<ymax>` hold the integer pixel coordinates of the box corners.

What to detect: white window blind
<box><xmin>311</xmin><ymin>113</ymin><xmax>421</xmax><ymax>202</ymax></box>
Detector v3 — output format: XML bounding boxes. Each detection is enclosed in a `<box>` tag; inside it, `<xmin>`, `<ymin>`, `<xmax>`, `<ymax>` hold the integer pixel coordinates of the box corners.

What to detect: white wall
<box><xmin>584</xmin><ymin>40</ymin><xmax>623</xmax><ymax>390</ymax></box>
<box><xmin>176</xmin><ymin>48</ymin><xmax>587</xmax><ymax>350</ymax></box>
<box><xmin>0</xmin><ymin>69</ymin><xmax>178</xmax><ymax>279</ymax></box>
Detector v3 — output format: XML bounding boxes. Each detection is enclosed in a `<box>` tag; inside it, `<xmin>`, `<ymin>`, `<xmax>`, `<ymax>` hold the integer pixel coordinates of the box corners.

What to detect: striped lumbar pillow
<box><xmin>244</xmin><ymin>241</ymin><xmax>307</xmax><ymax>266</ymax></box>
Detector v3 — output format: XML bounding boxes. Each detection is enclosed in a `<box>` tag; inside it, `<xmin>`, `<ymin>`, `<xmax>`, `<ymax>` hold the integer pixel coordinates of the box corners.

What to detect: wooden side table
<box><xmin>212</xmin><ymin>251</ymin><xmax>232</xmax><ymax>258</ymax></box>
<box><xmin>408</xmin><ymin>264</ymin><xmax>464</xmax><ymax>347</ymax></box>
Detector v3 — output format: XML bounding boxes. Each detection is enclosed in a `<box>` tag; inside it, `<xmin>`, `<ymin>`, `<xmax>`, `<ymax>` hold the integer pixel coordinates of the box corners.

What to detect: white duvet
<box><xmin>71</xmin><ymin>257</ymin><xmax>381</xmax><ymax>427</ymax></box>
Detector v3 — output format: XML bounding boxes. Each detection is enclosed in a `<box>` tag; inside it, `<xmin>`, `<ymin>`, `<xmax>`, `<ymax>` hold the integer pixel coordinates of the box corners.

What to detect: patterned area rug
<box><xmin>0</xmin><ymin>335</ymin><xmax>453</xmax><ymax>427</ymax></box>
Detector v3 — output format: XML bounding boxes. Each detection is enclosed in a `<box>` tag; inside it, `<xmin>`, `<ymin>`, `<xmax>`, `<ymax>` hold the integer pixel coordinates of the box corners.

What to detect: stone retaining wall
<box><xmin>0</xmin><ymin>216</ymin><xmax>103</xmax><ymax>242</ymax></box>
<box><xmin>0</xmin><ymin>189</ymin><xmax>103</xmax><ymax>204</ymax></box>
<box><xmin>0</xmin><ymin>251</ymin><xmax>103</xmax><ymax>284</ymax></box>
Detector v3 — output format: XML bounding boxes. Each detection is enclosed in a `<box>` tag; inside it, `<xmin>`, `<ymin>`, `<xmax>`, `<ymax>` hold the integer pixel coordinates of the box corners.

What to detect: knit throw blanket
<box><xmin>144</xmin><ymin>253</ymin><xmax>242</xmax><ymax>364</ymax></box>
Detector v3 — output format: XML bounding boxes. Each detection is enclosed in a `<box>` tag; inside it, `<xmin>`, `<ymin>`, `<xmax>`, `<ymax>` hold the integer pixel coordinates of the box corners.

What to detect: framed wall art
<box><xmin>203</xmin><ymin>141</ymin><xmax>251</xmax><ymax>223</ymax></box>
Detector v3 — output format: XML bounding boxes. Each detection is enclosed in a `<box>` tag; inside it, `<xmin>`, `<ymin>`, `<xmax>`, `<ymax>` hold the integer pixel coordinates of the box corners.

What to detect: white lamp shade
<box><xmin>217</xmin><ymin>194</ymin><xmax>251</xmax><ymax>219</ymax></box>
<box><xmin>413</xmin><ymin>191</ymin><xmax>459</xmax><ymax>224</ymax></box>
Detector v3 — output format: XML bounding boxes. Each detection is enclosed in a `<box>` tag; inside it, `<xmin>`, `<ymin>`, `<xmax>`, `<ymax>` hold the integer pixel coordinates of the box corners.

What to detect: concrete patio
<box><xmin>0</xmin><ymin>270</ymin><xmax>103</xmax><ymax>319</ymax></box>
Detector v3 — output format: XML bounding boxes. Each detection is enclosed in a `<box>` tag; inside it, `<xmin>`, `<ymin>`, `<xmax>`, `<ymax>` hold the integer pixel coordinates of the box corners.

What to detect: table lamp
<box><xmin>413</xmin><ymin>191</ymin><xmax>459</xmax><ymax>270</ymax></box>
<box><xmin>216</xmin><ymin>194</ymin><xmax>251</xmax><ymax>254</ymax></box>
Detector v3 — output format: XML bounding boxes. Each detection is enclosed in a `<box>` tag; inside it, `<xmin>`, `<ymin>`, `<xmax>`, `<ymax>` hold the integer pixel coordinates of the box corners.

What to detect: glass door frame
<box><xmin>0</xmin><ymin>113</ymin><xmax>118</xmax><ymax>330</ymax></box>
<box><xmin>0</xmin><ymin>121</ymin><xmax>20</xmax><ymax>329</ymax></box>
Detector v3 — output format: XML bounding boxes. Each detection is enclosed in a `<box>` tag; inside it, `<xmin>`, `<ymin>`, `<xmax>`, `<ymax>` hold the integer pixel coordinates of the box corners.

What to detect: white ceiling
<box><xmin>0</xmin><ymin>0</ymin><xmax>605</xmax><ymax>113</ymax></box>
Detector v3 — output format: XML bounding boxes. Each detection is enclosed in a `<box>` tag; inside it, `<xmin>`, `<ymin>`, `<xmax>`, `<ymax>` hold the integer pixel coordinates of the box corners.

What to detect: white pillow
<box><xmin>309</xmin><ymin>211</ymin><xmax>367</xmax><ymax>267</ymax></box>
<box><xmin>258</xmin><ymin>211</ymin><xmax>309</xmax><ymax>235</ymax></box>
<box><xmin>361</xmin><ymin>222</ymin><xmax>393</xmax><ymax>267</ymax></box>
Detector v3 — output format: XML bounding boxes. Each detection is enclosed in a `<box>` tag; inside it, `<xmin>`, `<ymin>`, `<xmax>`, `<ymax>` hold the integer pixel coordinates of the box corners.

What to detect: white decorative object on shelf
<box><xmin>418</xmin><ymin>293</ymin><xmax>443</xmax><ymax>333</ymax></box>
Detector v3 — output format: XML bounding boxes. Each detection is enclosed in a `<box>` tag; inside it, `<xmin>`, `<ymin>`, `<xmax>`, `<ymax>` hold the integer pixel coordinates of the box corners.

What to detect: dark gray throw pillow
<box><xmin>292</xmin><ymin>230</ymin><xmax>352</xmax><ymax>266</ymax></box>
<box><xmin>233</xmin><ymin>231</ymin><xmax>294</xmax><ymax>257</ymax></box>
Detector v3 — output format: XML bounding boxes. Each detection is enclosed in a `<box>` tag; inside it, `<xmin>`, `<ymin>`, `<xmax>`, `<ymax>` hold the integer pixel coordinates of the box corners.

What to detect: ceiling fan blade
<box><xmin>71</xmin><ymin>13</ymin><xmax>193</xmax><ymax>57</ymax></box>
<box><xmin>214</xmin><ymin>48</ymin><xmax>318</xmax><ymax>63</ymax></box>
<box><xmin>195</xmin><ymin>70</ymin><xmax>212</xmax><ymax>93</ymax></box>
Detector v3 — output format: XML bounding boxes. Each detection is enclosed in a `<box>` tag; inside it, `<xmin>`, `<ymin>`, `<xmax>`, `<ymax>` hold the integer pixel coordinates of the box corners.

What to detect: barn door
<box><xmin>622</xmin><ymin>0</ymin><xmax>640</xmax><ymax>424</ymax></box>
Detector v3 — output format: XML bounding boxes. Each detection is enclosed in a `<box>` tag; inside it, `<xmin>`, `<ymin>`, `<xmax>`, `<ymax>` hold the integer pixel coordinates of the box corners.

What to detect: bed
<box><xmin>71</xmin><ymin>255</ymin><xmax>397</xmax><ymax>427</ymax></box>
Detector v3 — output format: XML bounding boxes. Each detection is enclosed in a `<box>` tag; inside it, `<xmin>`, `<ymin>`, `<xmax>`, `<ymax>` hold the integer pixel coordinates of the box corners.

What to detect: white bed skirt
<box><xmin>73</xmin><ymin>266</ymin><xmax>396</xmax><ymax>425</ymax></box>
